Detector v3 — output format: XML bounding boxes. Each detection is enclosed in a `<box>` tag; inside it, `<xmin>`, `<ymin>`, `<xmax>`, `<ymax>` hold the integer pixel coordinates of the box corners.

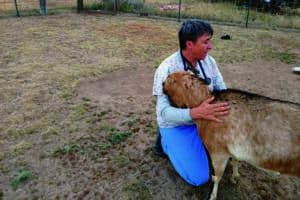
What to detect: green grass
<box><xmin>62</xmin><ymin>87</ymin><xmax>74</xmax><ymax>100</ymax></box>
<box><xmin>2</xmin><ymin>0</ymin><xmax>299</xmax><ymax>29</ymax></box>
<box><xmin>48</xmin><ymin>143</ymin><xmax>81</xmax><ymax>157</ymax></box>
<box><xmin>115</xmin><ymin>152</ymin><xmax>130</xmax><ymax>167</ymax></box>
<box><xmin>98</xmin><ymin>121</ymin><xmax>116</xmax><ymax>132</ymax></box>
<box><xmin>123</xmin><ymin>178</ymin><xmax>152</xmax><ymax>200</ymax></box>
<box><xmin>142</xmin><ymin>0</ymin><xmax>300</xmax><ymax>29</ymax></box>
<box><xmin>70</xmin><ymin>104</ymin><xmax>87</xmax><ymax>121</ymax></box>
<box><xmin>10</xmin><ymin>170</ymin><xmax>34</xmax><ymax>191</ymax></box>
<box><xmin>84</xmin><ymin>2</ymin><xmax>103</xmax><ymax>10</ymax></box>
<box><xmin>269</xmin><ymin>51</ymin><xmax>298</xmax><ymax>64</ymax></box>
<box><xmin>107</xmin><ymin>130</ymin><xmax>132</xmax><ymax>145</ymax></box>
<box><xmin>48</xmin><ymin>125</ymin><xmax>131</xmax><ymax>159</ymax></box>
<box><xmin>48</xmin><ymin>142</ymin><xmax>112</xmax><ymax>159</ymax></box>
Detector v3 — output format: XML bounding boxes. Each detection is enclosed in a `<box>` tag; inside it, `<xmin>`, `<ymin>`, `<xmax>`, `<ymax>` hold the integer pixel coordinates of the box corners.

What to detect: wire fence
<box><xmin>123</xmin><ymin>0</ymin><xmax>300</xmax><ymax>29</ymax></box>
<box><xmin>0</xmin><ymin>0</ymin><xmax>77</xmax><ymax>16</ymax></box>
<box><xmin>0</xmin><ymin>0</ymin><xmax>299</xmax><ymax>30</ymax></box>
<box><xmin>0</xmin><ymin>0</ymin><xmax>39</xmax><ymax>16</ymax></box>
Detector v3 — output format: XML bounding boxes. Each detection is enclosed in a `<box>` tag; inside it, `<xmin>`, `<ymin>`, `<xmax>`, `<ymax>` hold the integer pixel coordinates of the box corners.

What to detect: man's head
<box><xmin>179</xmin><ymin>20</ymin><xmax>213</xmax><ymax>60</ymax></box>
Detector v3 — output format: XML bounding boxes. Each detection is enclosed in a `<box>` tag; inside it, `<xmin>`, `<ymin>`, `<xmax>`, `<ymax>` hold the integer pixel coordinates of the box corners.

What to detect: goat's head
<box><xmin>163</xmin><ymin>71</ymin><xmax>212</xmax><ymax>108</ymax></box>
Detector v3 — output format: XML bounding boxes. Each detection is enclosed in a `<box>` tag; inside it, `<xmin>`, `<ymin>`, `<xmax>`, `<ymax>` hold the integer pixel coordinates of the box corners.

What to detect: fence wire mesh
<box><xmin>0</xmin><ymin>0</ymin><xmax>299</xmax><ymax>30</ymax></box>
<box><xmin>0</xmin><ymin>0</ymin><xmax>78</xmax><ymax>17</ymax></box>
<box><xmin>85</xmin><ymin>0</ymin><xmax>300</xmax><ymax>29</ymax></box>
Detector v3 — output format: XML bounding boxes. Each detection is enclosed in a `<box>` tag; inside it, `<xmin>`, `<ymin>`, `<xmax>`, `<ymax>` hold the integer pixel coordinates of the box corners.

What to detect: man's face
<box><xmin>186</xmin><ymin>33</ymin><xmax>213</xmax><ymax>60</ymax></box>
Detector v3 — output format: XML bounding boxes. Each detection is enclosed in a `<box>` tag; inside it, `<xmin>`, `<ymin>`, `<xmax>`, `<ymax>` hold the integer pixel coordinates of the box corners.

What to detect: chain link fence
<box><xmin>0</xmin><ymin>0</ymin><xmax>39</xmax><ymax>16</ymax></box>
<box><xmin>91</xmin><ymin>0</ymin><xmax>300</xmax><ymax>29</ymax></box>
<box><xmin>1</xmin><ymin>0</ymin><xmax>299</xmax><ymax>29</ymax></box>
<box><xmin>0</xmin><ymin>0</ymin><xmax>79</xmax><ymax>17</ymax></box>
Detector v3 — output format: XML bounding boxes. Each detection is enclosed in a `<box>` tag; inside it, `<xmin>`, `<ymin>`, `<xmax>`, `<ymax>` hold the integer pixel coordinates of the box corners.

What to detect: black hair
<box><xmin>178</xmin><ymin>19</ymin><xmax>214</xmax><ymax>50</ymax></box>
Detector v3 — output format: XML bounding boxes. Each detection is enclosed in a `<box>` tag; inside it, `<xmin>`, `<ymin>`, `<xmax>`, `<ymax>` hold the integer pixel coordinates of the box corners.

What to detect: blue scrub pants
<box><xmin>160</xmin><ymin>124</ymin><xmax>210</xmax><ymax>186</ymax></box>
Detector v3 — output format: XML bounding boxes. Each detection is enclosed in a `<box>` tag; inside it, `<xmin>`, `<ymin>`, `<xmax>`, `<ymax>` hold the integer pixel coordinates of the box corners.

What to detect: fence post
<box><xmin>14</xmin><ymin>0</ymin><xmax>20</xmax><ymax>17</ymax></box>
<box><xmin>178</xmin><ymin>0</ymin><xmax>182</xmax><ymax>22</ymax></box>
<box><xmin>77</xmin><ymin>0</ymin><xmax>83</xmax><ymax>13</ymax></box>
<box><xmin>39</xmin><ymin>0</ymin><xmax>47</xmax><ymax>15</ymax></box>
<box><xmin>114</xmin><ymin>0</ymin><xmax>120</xmax><ymax>15</ymax></box>
<box><xmin>245</xmin><ymin>0</ymin><xmax>250</xmax><ymax>28</ymax></box>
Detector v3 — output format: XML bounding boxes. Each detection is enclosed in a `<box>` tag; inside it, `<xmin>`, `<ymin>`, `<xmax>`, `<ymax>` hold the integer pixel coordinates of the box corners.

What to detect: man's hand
<box><xmin>190</xmin><ymin>96</ymin><xmax>230</xmax><ymax>122</ymax></box>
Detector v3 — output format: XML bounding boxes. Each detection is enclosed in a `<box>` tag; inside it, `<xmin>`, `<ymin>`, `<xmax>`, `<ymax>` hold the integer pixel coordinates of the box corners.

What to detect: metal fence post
<box><xmin>178</xmin><ymin>0</ymin><xmax>182</xmax><ymax>22</ymax></box>
<box><xmin>245</xmin><ymin>0</ymin><xmax>250</xmax><ymax>28</ymax></box>
<box><xmin>39</xmin><ymin>0</ymin><xmax>47</xmax><ymax>16</ymax></box>
<box><xmin>114</xmin><ymin>0</ymin><xmax>120</xmax><ymax>15</ymax></box>
<box><xmin>77</xmin><ymin>0</ymin><xmax>83</xmax><ymax>13</ymax></box>
<box><xmin>14</xmin><ymin>0</ymin><xmax>20</xmax><ymax>17</ymax></box>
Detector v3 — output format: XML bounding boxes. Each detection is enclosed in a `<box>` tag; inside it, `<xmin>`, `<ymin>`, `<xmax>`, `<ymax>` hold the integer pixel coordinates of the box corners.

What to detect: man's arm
<box><xmin>156</xmin><ymin>94</ymin><xmax>193</xmax><ymax>124</ymax></box>
<box><xmin>157</xmin><ymin>94</ymin><xmax>230</xmax><ymax>124</ymax></box>
<box><xmin>190</xmin><ymin>96</ymin><xmax>230</xmax><ymax>123</ymax></box>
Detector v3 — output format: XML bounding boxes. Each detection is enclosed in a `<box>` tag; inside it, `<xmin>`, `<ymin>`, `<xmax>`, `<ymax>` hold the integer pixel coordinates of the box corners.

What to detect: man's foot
<box><xmin>152</xmin><ymin>131</ymin><xmax>167</xmax><ymax>158</ymax></box>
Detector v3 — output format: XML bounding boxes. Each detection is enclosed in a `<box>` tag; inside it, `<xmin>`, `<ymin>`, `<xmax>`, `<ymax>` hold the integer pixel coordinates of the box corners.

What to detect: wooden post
<box><xmin>114</xmin><ymin>0</ymin><xmax>120</xmax><ymax>15</ymax></box>
<box><xmin>77</xmin><ymin>0</ymin><xmax>84</xmax><ymax>13</ymax></box>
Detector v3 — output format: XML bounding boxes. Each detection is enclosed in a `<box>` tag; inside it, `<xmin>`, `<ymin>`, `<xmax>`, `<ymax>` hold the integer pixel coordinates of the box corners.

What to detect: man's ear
<box><xmin>186</xmin><ymin>41</ymin><xmax>193</xmax><ymax>49</ymax></box>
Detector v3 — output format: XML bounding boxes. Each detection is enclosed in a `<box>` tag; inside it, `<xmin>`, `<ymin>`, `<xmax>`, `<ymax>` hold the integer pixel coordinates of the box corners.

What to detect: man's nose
<box><xmin>207</xmin><ymin>42</ymin><xmax>213</xmax><ymax>50</ymax></box>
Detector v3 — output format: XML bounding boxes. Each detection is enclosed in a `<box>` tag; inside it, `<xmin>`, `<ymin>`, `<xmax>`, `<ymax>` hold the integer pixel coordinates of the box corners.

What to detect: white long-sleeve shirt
<box><xmin>153</xmin><ymin>50</ymin><xmax>226</xmax><ymax>128</ymax></box>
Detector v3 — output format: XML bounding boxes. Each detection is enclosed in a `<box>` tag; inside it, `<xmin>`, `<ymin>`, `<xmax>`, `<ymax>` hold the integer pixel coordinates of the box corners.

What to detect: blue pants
<box><xmin>160</xmin><ymin>124</ymin><xmax>210</xmax><ymax>186</ymax></box>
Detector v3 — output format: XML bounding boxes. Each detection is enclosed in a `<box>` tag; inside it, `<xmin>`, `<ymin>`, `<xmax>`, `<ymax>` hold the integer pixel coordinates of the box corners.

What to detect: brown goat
<box><xmin>163</xmin><ymin>71</ymin><xmax>300</xmax><ymax>200</ymax></box>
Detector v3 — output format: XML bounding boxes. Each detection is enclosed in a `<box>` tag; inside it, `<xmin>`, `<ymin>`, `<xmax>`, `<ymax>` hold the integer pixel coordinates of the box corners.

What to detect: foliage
<box><xmin>123</xmin><ymin>179</ymin><xmax>152</xmax><ymax>200</ymax></box>
<box><xmin>107</xmin><ymin>130</ymin><xmax>132</xmax><ymax>145</ymax></box>
<box><xmin>86</xmin><ymin>0</ymin><xmax>144</xmax><ymax>12</ymax></box>
<box><xmin>10</xmin><ymin>170</ymin><xmax>34</xmax><ymax>191</ymax></box>
<box><xmin>270</xmin><ymin>51</ymin><xmax>298</xmax><ymax>64</ymax></box>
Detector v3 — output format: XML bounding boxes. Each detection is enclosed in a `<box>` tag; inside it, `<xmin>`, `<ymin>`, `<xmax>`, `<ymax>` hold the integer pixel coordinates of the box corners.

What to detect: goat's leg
<box><xmin>230</xmin><ymin>158</ymin><xmax>240</xmax><ymax>184</ymax></box>
<box><xmin>209</xmin><ymin>155</ymin><xmax>229</xmax><ymax>200</ymax></box>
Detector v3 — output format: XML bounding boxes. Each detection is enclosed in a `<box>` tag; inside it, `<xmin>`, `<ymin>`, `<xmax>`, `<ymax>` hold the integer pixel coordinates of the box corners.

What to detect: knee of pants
<box><xmin>186</xmin><ymin>171</ymin><xmax>210</xmax><ymax>187</ymax></box>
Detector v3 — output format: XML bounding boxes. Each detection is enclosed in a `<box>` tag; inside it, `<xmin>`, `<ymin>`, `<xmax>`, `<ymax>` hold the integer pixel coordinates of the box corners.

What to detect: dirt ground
<box><xmin>75</xmin><ymin>59</ymin><xmax>300</xmax><ymax>200</ymax></box>
<box><xmin>0</xmin><ymin>13</ymin><xmax>299</xmax><ymax>200</ymax></box>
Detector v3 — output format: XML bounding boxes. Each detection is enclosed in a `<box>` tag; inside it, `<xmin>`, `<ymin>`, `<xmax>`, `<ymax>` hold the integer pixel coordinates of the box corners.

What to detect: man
<box><xmin>152</xmin><ymin>20</ymin><xmax>230</xmax><ymax>186</ymax></box>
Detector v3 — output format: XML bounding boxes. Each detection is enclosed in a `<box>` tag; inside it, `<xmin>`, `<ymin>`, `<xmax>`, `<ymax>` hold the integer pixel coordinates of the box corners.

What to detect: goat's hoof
<box><xmin>209</xmin><ymin>195</ymin><xmax>217</xmax><ymax>200</ymax></box>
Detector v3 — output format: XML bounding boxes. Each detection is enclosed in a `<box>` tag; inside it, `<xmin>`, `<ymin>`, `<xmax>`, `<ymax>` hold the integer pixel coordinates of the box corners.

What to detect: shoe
<box><xmin>152</xmin><ymin>128</ymin><xmax>167</xmax><ymax>158</ymax></box>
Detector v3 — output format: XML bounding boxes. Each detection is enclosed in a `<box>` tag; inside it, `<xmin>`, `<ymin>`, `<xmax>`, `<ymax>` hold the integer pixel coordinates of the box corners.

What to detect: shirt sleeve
<box><xmin>153</xmin><ymin>65</ymin><xmax>168</xmax><ymax>96</ymax></box>
<box><xmin>153</xmin><ymin>60</ymin><xmax>193</xmax><ymax>126</ymax></box>
<box><xmin>156</xmin><ymin>94</ymin><xmax>193</xmax><ymax>124</ymax></box>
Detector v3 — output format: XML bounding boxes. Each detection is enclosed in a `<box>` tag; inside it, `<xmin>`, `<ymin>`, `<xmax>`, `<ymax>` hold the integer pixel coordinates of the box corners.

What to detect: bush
<box><xmin>102</xmin><ymin>0</ymin><xmax>144</xmax><ymax>12</ymax></box>
<box><xmin>103</xmin><ymin>0</ymin><xmax>115</xmax><ymax>11</ymax></box>
<box><xmin>128</xmin><ymin>0</ymin><xmax>144</xmax><ymax>10</ymax></box>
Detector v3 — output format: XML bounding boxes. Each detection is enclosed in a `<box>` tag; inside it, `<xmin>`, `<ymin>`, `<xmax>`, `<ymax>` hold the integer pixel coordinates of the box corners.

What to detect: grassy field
<box><xmin>1</xmin><ymin>0</ymin><xmax>300</xmax><ymax>29</ymax></box>
<box><xmin>143</xmin><ymin>0</ymin><xmax>300</xmax><ymax>29</ymax></box>
<box><xmin>0</xmin><ymin>13</ymin><xmax>299</xmax><ymax>199</ymax></box>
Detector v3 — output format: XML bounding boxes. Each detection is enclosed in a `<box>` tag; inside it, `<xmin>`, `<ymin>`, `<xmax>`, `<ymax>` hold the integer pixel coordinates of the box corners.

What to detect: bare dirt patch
<box><xmin>76</xmin><ymin>58</ymin><xmax>300</xmax><ymax>199</ymax></box>
<box><xmin>77</xmin><ymin>66</ymin><xmax>153</xmax><ymax>101</ymax></box>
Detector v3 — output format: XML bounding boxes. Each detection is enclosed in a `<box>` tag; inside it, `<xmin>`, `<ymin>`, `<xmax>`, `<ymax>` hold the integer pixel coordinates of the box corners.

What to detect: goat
<box><xmin>163</xmin><ymin>71</ymin><xmax>300</xmax><ymax>200</ymax></box>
